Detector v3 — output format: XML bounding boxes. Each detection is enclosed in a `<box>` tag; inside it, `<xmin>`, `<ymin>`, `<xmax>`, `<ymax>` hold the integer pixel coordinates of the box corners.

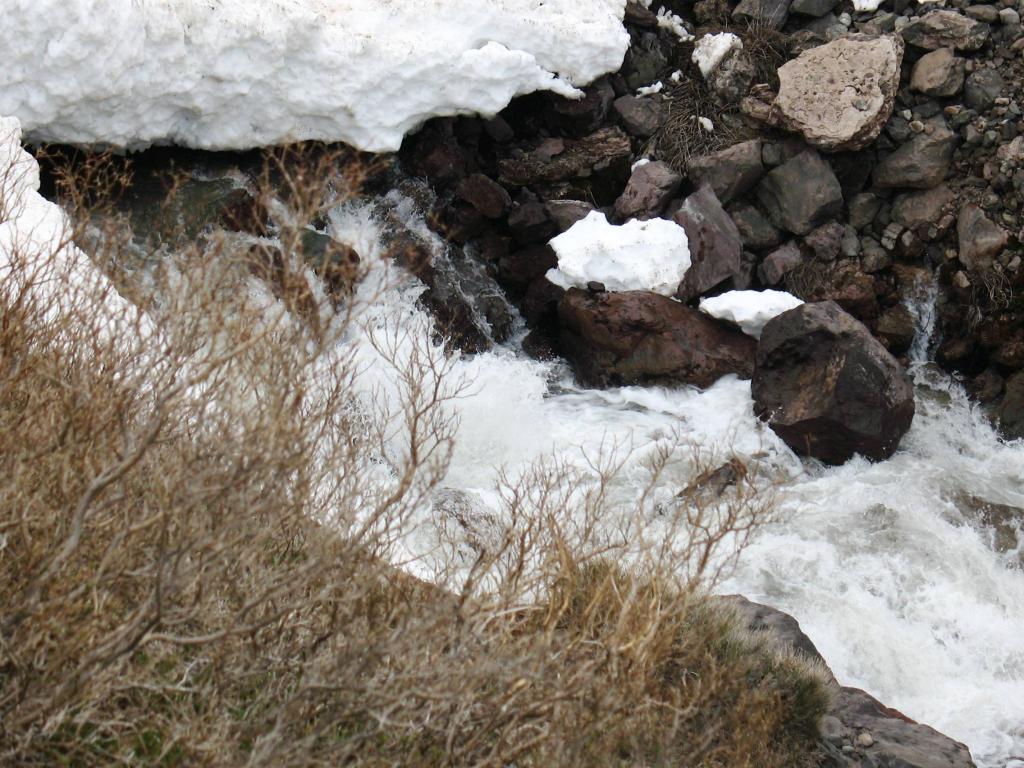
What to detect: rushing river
<box><xmin>323</xmin><ymin>196</ymin><xmax>1024</xmax><ymax>768</ymax></box>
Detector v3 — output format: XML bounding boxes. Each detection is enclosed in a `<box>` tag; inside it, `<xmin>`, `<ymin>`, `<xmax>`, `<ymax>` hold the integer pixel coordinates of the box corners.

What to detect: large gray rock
<box><xmin>873</xmin><ymin>117</ymin><xmax>958</xmax><ymax>189</ymax></box>
<box><xmin>901</xmin><ymin>10</ymin><xmax>991</xmax><ymax>51</ymax></box>
<box><xmin>771</xmin><ymin>35</ymin><xmax>904</xmax><ymax>152</ymax></box>
<box><xmin>910</xmin><ymin>48</ymin><xmax>965</xmax><ymax>97</ymax></box>
<box><xmin>688</xmin><ymin>139</ymin><xmax>765</xmax><ymax>205</ymax></box>
<box><xmin>752</xmin><ymin>301</ymin><xmax>915</xmax><ymax>464</ymax></box>
<box><xmin>957</xmin><ymin>203</ymin><xmax>1008</xmax><ymax>271</ymax></box>
<box><xmin>558</xmin><ymin>289</ymin><xmax>756</xmax><ymax>387</ymax></box>
<box><xmin>757</xmin><ymin>150</ymin><xmax>844</xmax><ymax>235</ymax></box>
<box><xmin>724</xmin><ymin>597</ymin><xmax>976</xmax><ymax>768</ymax></box>
<box><xmin>613</xmin><ymin>161</ymin><xmax>682</xmax><ymax>221</ymax></box>
<box><xmin>672</xmin><ymin>185</ymin><xmax>744</xmax><ymax>300</ymax></box>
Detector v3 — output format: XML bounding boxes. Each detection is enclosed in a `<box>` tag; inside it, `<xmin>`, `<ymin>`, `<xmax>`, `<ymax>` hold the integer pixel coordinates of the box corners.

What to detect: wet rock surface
<box><xmin>558</xmin><ymin>288</ymin><xmax>756</xmax><ymax>387</ymax></box>
<box><xmin>725</xmin><ymin>596</ymin><xmax>976</xmax><ymax>768</ymax></box>
<box><xmin>752</xmin><ymin>301</ymin><xmax>915</xmax><ymax>463</ymax></box>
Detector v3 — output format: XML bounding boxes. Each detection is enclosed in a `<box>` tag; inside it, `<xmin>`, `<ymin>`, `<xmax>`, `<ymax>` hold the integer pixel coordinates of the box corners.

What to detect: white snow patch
<box><xmin>637</xmin><ymin>81</ymin><xmax>664</xmax><ymax>96</ymax></box>
<box><xmin>697</xmin><ymin>116</ymin><xmax>715</xmax><ymax>132</ymax></box>
<box><xmin>631</xmin><ymin>158</ymin><xmax>651</xmax><ymax>171</ymax></box>
<box><xmin>545</xmin><ymin>211</ymin><xmax>691</xmax><ymax>296</ymax></box>
<box><xmin>0</xmin><ymin>0</ymin><xmax>629</xmax><ymax>153</ymax></box>
<box><xmin>854</xmin><ymin>0</ymin><xmax>885</xmax><ymax>9</ymax></box>
<box><xmin>670</xmin><ymin>69</ymin><xmax>684</xmax><ymax>83</ymax></box>
<box><xmin>0</xmin><ymin>115</ymin><xmax>150</xmax><ymax>341</ymax></box>
<box><xmin>657</xmin><ymin>9</ymin><xmax>695</xmax><ymax>41</ymax></box>
<box><xmin>692</xmin><ymin>32</ymin><xmax>743</xmax><ymax>77</ymax></box>
<box><xmin>699</xmin><ymin>290</ymin><xmax>803</xmax><ymax>338</ymax></box>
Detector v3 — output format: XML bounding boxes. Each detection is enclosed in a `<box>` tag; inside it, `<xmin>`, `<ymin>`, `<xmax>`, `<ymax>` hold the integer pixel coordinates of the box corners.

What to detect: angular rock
<box><xmin>757</xmin><ymin>150</ymin><xmax>844</xmax><ymax>235</ymax></box>
<box><xmin>455</xmin><ymin>173</ymin><xmax>511</xmax><ymax>219</ymax></box>
<box><xmin>732</xmin><ymin>0</ymin><xmax>791</xmax><ymax>30</ymax></box>
<box><xmin>963</xmin><ymin>67</ymin><xmax>1004</xmax><ymax>111</ymax></box>
<box><xmin>558</xmin><ymin>289</ymin><xmax>757</xmax><ymax>387</ymax></box>
<box><xmin>752</xmin><ymin>301</ymin><xmax>916</xmax><ymax>464</ymax></box>
<box><xmin>873</xmin><ymin>117</ymin><xmax>957</xmax><ymax>189</ymax></box>
<box><xmin>803</xmin><ymin>221</ymin><xmax>845</xmax><ymax>261</ymax></box>
<box><xmin>901</xmin><ymin>10</ymin><xmax>991</xmax><ymax>51</ymax></box>
<box><xmin>706</xmin><ymin>50</ymin><xmax>757</xmax><ymax>107</ymax></box>
<box><xmin>910</xmin><ymin>48</ymin><xmax>965</xmax><ymax>97</ymax></box>
<box><xmin>759</xmin><ymin>241</ymin><xmax>803</xmax><ymax>285</ymax></box>
<box><xmin>730</xmin><ymin>202</ymin><xmax>783</xmax><ymax>250</ymax></box>
<box><xmin>613</xmin><ymin>161</ymin><xmax>683</xmax><ymax>221</ymax></box>
<box><xmin>672</xmin><ymin>185</ymin><xmax>744</xmax><ymax>300</ymax></box>
<box><xmin>771</xmin><ymin>35</ymin><xmax>904</xmax><ymax>152</ymax></box>
<box><xmin>726</xmin><ymin>597</ymin><xmax>976</xmax><ymax>768</ymax></box>
<box><xmin>612</xmin><ymin>95</ymin><xmax>668</xmax><ymax>139</ymax></box>
<box><xmin>688</xmin><ymin>139</ymin><xmax>765</xmax><ymax>205</ymax></box>
<box><xmin>508</xmin><ymin>201</ymin><xmax>557</xmax><ymax>246</ymax></box>
<box><xmin>497</xmin><ymin>245</ymin><xmax>558</xmax><ymax>292</ymax></box>
<box><xmin>892</xmin><ymin>185</ymin><xmax>955</xmax><ymax>237</ymax></box>
<box><xmin>545</xmin><ymin>200</ymin><xmax>595</xmax><ymax>233</ymax></box>
<box><xmin>876</xmin><ymin>303</ymin><xmax>916</xmax><ymax>355</ymax></box>
<box><xmin>957</xmin><ymin>203</ymin><xmax>1008</xmax><ymax>271</ymax></box>
<box><xmin>849</xmin><ymin>193</ymin><xmax>883</xmax><ymax>230</ymax></box>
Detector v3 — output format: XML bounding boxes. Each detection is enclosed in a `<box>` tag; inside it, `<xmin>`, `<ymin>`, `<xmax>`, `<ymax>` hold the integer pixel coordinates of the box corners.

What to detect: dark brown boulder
<box><xmin>558</xmin><ymin>289</ymin><xmax>756</xmax><ymax>388</ymax></box>
<box><xmin>752</xmin><ymin>301</ymin><xmax>915</xmax><ymax>464</ymax></box>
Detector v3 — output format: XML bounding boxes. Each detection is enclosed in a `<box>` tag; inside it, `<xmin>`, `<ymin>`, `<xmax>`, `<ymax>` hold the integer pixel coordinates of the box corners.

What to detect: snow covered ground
<box><xmin>0</xmin><ymin>0</ymin><xmax>629</xmax><ymax>152</ymax></box>
<box><xmin>699</xmin><ymin>290</ymin><xmax>803</xmax><ymax>337</ymax></box>
<box><xmin>545</xmin><ymin>211</ymin><xmax>692</xmax><ymax>295</ymax></box>
<box><xmin>0</xmin><ymin>116</ymin><xmax>149</xmax><ymax>339</ymax></box>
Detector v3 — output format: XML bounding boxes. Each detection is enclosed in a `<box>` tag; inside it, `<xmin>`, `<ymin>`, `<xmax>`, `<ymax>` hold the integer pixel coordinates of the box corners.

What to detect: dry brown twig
<box><xmin>0</xmin><ymin>140</ymin><xmax>829</xmax><ymax>767</ymax></box>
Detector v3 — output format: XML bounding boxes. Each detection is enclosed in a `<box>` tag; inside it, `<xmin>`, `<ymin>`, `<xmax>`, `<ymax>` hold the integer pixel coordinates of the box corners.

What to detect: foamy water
<box><xmin>331</xmin><ymin>199</ymin><xmax>1024</xmax><ymax>766</ymax></box>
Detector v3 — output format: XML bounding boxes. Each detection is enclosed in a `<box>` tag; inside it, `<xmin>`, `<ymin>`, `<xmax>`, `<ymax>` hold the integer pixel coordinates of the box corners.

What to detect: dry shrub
<box><xmin>652</xmin><ymin>75</ymin><xmax>750</xmax><ymax>173</ymax></box>
<box><xmin>1</xmin><ymin>142</ymin><xmax>830</xmax><ymax>766</ymax></box>
<box><xmin>737</xmin><ymin>19</ymin><xmax>790</xmax><ymax>91</ymax></box>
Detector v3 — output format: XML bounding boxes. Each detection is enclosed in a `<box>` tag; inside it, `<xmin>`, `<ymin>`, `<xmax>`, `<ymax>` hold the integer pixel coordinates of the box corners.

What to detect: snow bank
<box><xmin>0</xmin><ymin>116</ymin><xmax>149</xmax><ymax>339</ymax></box>
<box><xmin>545</xmin><ymin>211</ymin><xmax>691</xmax><ymax>296</ymax></box>
<box><xmin>699</xmin><ymin>290</ymin><xmax>803</xmax><ymax>338</ymax></box>
<box><xmin>692</xmin><ymin>33</ymin><xmax>743</xmax><ymax>77</ymax></box>
<box><xmin>0</xmin><ymin>0</ymin><xmax>629</xmax><ymax>153</ymax></box>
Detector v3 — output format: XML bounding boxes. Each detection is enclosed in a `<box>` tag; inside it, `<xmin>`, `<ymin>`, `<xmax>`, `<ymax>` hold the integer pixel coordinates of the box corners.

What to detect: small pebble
<box><xmin>856</xmin><ymin>732</ymin><xmax>875</xmax><ymax>749</ymax></box>
<box><xmin>1000</xmin><ymin>7</ymin><xmax>1021</xmax><ymax>23</ymax></box>
<box><xmin>839</xmin><ymin>11</ymin><xmax>853</xmax><ymax>24</ymax></box>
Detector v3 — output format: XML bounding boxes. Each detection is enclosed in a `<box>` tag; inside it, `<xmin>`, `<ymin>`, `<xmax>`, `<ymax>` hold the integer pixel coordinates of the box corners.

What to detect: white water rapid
<box><xmin>326</xmin><ymin>198</ymin><xmax>1024</xmax><ymax>768</ymax></box>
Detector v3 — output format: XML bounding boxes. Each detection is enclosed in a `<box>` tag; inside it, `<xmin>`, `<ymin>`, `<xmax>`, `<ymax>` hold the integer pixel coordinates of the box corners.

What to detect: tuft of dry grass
<box><xmin>1</xmin><ymin>140</ymin><xmax>830</xmax><ymax>766</ymax></box>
